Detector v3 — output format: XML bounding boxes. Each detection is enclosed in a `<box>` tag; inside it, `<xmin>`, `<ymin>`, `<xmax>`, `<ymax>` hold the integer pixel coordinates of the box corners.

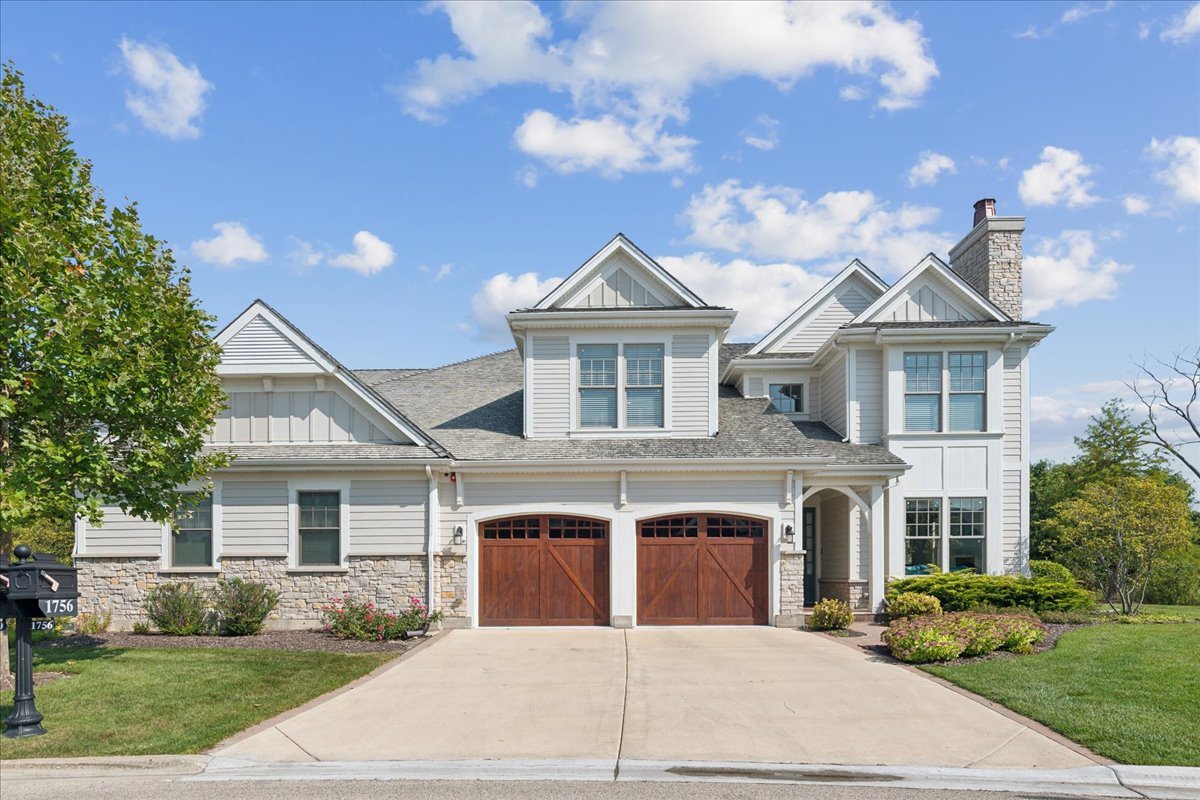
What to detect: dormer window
<box><xmin>769</xmin><ymin>384</ymin><xmax>804</xmax><ymax>414</ymax></box>
<box><xmin>579</xmin><ymin>344</ymin><xmax>618</xmax><ymax>428</ymax></box>
<box><xmin>626</xmin><ymin>345</ymin><xmax>664</xmax><ymax>427</ymax></box>
<box><xmin>575</xmin><ymin>342</ymin><xmax>666</xmax><ymax>431</ymax></box>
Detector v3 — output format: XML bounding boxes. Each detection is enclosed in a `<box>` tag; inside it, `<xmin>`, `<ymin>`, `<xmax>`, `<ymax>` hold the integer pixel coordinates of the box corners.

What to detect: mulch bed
<box><xmin>45</xmin><ymin>629</ymin><xmax>431</xmax><ymax>654</ymax></box>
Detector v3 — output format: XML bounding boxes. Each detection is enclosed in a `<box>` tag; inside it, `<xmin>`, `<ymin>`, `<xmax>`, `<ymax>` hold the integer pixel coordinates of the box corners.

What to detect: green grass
<box><xmin>1124</xmin><ymin>604</ymin><xmax>1200</xmax><ymax>620</ymax></box>
<box><xmin>0</xmin><ymin>645</ymin><xmax>393</xmax><ymax>760</ymax></box>
<box><xmin>925</xmin><ymin>624</ymin><xmax>1200</xmax><ymax>766</ymax></box>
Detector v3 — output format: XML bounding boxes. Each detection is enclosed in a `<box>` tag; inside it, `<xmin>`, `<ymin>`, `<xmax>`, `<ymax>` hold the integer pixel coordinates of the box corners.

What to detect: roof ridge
<box><xmin>401</xmin><ymin>348</ymin><xmax>516</xmax><ymax>377</ymax></box>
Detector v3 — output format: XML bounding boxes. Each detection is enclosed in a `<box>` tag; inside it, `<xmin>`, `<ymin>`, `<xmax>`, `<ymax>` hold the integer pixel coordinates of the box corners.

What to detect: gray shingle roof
<box><xmin>357</xmin><ymin>349</ymin><xmax>903</xmax><ymax>466</ymax></box>
<box><xmin>208</xmin><ymin>444</ymin><xmax>441</xmax><ymax>462</ymax></box>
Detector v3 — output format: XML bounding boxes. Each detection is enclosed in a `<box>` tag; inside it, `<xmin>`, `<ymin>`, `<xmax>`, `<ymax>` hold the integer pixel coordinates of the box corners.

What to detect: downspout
<box><xmin>425</xmin><ymin>465</ymin><xmax>439</xmax><ymax>615</ymax></box>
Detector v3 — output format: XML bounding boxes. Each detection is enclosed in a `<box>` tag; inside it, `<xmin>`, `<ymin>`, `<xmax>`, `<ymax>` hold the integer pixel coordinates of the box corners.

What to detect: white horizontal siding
<box><xmin>819</xmin><ymin>494</ymin><xmax>848</xmax><ymax>581</ymax></box>
<box><xmin>672</xmin><ymin>333</ymin><xmax>710</xmax><ymax>436</ymax></box>
<box><xmin>207</xmin><ymin>390</ymin><xmax>392</xmax><ymax>444</ymax></box>
<box><xmin>529</xmin><ymin>335</ymin><xmax>571</xmax><ymax>437</ymax></box>
<box><xmin>221</xmin><ymin>480</ymin><xmax>288</xmax><ymax>555</ymax></box>
<box><xmin>1002</xmin><ymin>469</ymin><xmax>1024</xmax><ymax>573</ymax></box>
<box><xmin>626</xmin><ymin>473</ymin><xmax>781</xmax><ymax>505</ymax></box>
<box><xmin>222</xmin><ymin>316</ymin><xmax>315</xmax><ymax>366</ymax></box>
<box><xmin>465</xmin><ymin>475</ymin><xmax>618</xmax><ymax>506</ymax></box>
<box><xmin>819</xmin><ymin>352</ymin><xmax>847</xmax><ymax>436</ymax></box>
<box><xmin>1003</xmin><ymin>346</ymin><xmax>1024</xmax><ymax>464</ymax></box>
<box><xmin>348</xmin><ymin>479</ymin><xmax>427</xmax><ymax>555</ymax></box>
<box><xmin>85</xmin><ymin>506</ymin><xmax>162</xmax><ymax>555</ymax></box>
<box><xmin>779</xmin><ymin>286</ymin><xmax>871</xmax><ymax>352</ymax></box>
<box><xmin>855</xmin><ymin>349</ymin><xmax>883</xmax><ymax>444</ymax></box>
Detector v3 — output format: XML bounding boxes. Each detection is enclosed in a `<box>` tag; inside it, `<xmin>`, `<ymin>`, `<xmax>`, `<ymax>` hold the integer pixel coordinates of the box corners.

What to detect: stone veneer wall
<box><xmin>75</xmin><ymin>555</ymin><xmax>427</xmax><ymax>630</ymax></box>
<box><xmin>952</xmin><ymin>227</ymin><xmax>1023</xmax><ymax>320</ymax></box>
<box><xmin>435</xmin><ymin>554</ymin><xmax>468</xmax><ymax>626</ymax></box>
<box><xmin>816</xmin><ymin>579</ymin><xmax>870</xmax><ymax>612</ymax></box>
<box><xmin>776</xmin><ymin>552</ymin><xmax>806</xmax><ymax>627</ymax></box>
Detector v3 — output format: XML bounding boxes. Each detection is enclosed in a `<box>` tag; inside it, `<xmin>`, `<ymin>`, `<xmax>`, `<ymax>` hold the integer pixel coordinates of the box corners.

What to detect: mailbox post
<box><xmin>1</xmin><ymin>544</ymin><xmax>80</xmax><ymax>738</ymax></box>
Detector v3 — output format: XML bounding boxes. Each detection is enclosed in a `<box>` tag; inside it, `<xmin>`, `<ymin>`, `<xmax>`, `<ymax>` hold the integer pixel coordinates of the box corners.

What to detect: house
<box><xmin>74</xmin><ymin>199</ymin><xmax>1052</xmax><ymax>629</ymax></box>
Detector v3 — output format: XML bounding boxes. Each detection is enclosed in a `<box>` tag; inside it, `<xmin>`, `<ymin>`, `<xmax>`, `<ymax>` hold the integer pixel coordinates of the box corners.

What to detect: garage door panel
<box><xmin>479</xmin><ymin>543</ymin><xmax>542</xmax><ymax>626</ymax></box>
<box><xmin>702</xmin><ymin>541</ymin><xmax>767</xmax><ymax>624</ymax></box>
<box><xmin>638</xmin><ymin>541</ymin><xmax>701</xmax><ymax>625</ymax></box>
<box><xmin>543</xmin><ymin>542</ymin><xmax>609</xmax><ymax>625</ymax></box>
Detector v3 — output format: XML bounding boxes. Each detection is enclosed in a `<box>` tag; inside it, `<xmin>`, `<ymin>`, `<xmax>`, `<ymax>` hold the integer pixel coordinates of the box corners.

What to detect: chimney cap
<box><xmin>973</xmin><ymin>198</ymin><xmax>997</xmax><ymax>226</ymax></box>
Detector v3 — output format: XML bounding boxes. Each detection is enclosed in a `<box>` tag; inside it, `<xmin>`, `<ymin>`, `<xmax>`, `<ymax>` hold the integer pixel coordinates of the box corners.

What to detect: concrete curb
<box><xmin>0</xmin><ymin>754</ymin><xmax>211</xmax><ymax>779</ymax></box>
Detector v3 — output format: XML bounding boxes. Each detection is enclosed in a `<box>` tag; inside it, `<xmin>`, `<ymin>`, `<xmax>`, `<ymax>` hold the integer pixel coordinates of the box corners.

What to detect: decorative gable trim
<box><xmin>214</xmin><ymin>300</ymin><xmax>437</xmax><ymax>449</ymax></box>
<box><xmin>852</xmin><ymin>254</ymin><xmax>1011</xmax><ymax>325</ymax></box>
<box><xmin>748</xmin><ymin>260</ymin><xmax>889</xmax><ymax>355</ymax></box>
<box><xmin>534</xmin><ymin>233</ymin><xmax>707</xmax><ymax>310</ymax></box>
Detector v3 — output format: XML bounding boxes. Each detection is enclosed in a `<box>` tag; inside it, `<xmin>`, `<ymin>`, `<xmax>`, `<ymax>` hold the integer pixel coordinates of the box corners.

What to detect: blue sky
<box><xmin>2</xmin><ymin>0</ymin><xmax>1198</xmax><ymax>466</ymax></box>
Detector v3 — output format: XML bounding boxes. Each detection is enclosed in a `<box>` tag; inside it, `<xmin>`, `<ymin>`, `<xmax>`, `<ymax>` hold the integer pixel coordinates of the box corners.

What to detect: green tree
<box><xmin>1030</xmin><ymin>459</ymin><xmax>1077</xmax><ymax>561</ymax></box>
<box><xmin>1053</xmin><ymin>476</ymin><xmax>1193</xmax><ymax>614</ymax></box>
<box><xmin>1072</xmin><ymin>399</ymin><xmax>1163</xmax><ymax>485</ymax></box>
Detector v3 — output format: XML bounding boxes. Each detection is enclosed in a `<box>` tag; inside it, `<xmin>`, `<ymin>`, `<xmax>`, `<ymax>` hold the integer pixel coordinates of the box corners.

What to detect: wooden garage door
<box><xmin>638</xmin><ymin>515</ymin><xmax>768</xmax><ymax>625</ymax></box>
<box><xmin>479</xmin><ymin>515</ymin><xmax>610</xmax><ymax>626</ymax></box>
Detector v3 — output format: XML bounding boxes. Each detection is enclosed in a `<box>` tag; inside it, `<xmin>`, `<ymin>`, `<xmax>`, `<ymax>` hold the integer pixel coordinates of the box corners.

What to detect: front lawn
<box><xmin>924</xmin><ymin>623</ymin><xmax>1200</xmax><ymax>766</ymax></box>
<box><xmin>0</xmin><ymin>645</ymin><xmax>393</xmax><ymax>759</ymax></box>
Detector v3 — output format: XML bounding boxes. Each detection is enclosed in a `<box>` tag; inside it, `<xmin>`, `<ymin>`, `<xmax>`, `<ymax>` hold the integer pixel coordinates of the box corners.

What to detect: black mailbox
<box><xmin>0</xmin><ymin>550</ymin><xmax>80</xmax><ymax>617</ymax></box>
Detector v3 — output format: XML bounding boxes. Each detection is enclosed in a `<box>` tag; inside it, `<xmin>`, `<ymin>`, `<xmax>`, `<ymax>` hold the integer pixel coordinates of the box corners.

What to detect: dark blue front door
<box><xmin>802</xmin><ymin>507</ymin><xmax>817</xmax><ymax>606</ymax></box>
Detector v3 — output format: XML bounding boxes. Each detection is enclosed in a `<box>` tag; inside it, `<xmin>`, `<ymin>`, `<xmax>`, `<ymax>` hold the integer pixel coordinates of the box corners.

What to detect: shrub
<box><xmin>1112</xmin><ymin>613</ymin><xmax>1190</xmax><ymax>624</ymax></box>
<box><xmin>131</xmin><ymin>621</ymin><xmax>151</xmax><ymax>635</ymax></box>
<box><xmin>967</xmin><ymin>603</ymin><xmax>1038</xmax><ymax>618</ymax></box>
<box><xmin>882</xmin><ymin>616</ymin><xmax>966</xmax><ymax>663</ymax></box>
<box><xmin>212</xmin><ymin>578</ymin><xmax>278</xmax><ymax>636</ymax></box>
<box><xmin>887</xmin><ymin>592</ymin><xmax>942</xmax><ymax>620</ymax></box>
<box><xmin>887</xmin><ymin>572</ymin><xmax>1093</xmax><ymax>613</ymax></box>
<box><xmin>321</xmin><ymin>595</ymin><xmax>442</xmax><ymax>641</ymax></box>
<box><xmin>1038</xmin><ymin>609</ymin><xmax>1095</xmax><ymax>625</ymax></box>
<box><xmin>144</xmin><ymin>582</ymin><xmax>210</xmax><ymax>635</ymax></box>
<box><xmin>808</xmin><ymin>598</ymin><xmax>854</xmax><ymax>630</ymax></box>
<box><xmin>990</xmin><ymin>614</ymin><xmax>1046</xmax><ymax>654</ymax></box>
<box><xmin>1029</xmin><ymin>559</ymin><xmax>1075</xmax><ymax>583</ymax></box>
<box><xmin>73</xmin><ymin>608</ymin><xmax>112</xmax><ymax>634</ymax></box>
<box><xmin>955</xmin><ymin>614</ymin><xmax>1006</xmax><ymax>657</ymax></box>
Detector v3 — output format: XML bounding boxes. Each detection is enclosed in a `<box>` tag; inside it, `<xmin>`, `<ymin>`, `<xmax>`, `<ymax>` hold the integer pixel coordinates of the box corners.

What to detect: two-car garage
<box><xmin>477</xmin><ymin>514</ymin><xmax>769</xmax><ymax>627</ymax></box>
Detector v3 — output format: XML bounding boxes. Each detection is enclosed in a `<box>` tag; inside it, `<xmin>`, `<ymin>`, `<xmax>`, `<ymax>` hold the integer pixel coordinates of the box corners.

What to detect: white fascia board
<box><xmin>214</xmin><ymin>300</ymin><xmax>336</xmax><ymax>371</ymax></box>
<box><xmin>216</xmin><ymin>363</ymin><xmax>326</xmax><ymax>376</ymax></box>
<box><xmin>534</xmin><ymin>234</ymin><xmax>706</xmax><ymax>309</ymax></box>
<box><xmin>851</xmin><ymin>254</ymin><xmax>1010</xmax><ymax>324</ymax></box>
<box><xmin>747</xmin><ymin>260</ymin><xmax>889</xmax><ymax>355</ymax></box>
<box><xmin>212</xmin><ymin>461</ymin><xmax>445</xmax><ymax>472</ymax></box>
<box><xmin>447</xmin><ymin>457</ymin><xmax>831</xmax><ymax>473</ymax></box>
<box><xmin>508</xmin><ymin>309</ymin><xmax>737</xmax><ymax>330</ymax></box>
<box><xmin>844</xmin><ymin>325</ymin><xmax>1055</xmax><ymax>344</ymax></box>
<box><xmin>720</xmin><ymin>357</ymin><xmax>815</xmax><ymax>385</ymax></box>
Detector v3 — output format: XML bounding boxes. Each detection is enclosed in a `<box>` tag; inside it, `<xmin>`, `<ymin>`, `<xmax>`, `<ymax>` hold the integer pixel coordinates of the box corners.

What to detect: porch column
<box><xmin>869</xmin><ymin>484</ymin><xmax>885</xmax><ymax>613</ymax></box>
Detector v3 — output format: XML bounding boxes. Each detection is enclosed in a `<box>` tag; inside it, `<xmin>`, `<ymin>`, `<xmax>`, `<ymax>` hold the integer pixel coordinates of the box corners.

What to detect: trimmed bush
<box><xmin>321</xmin><ymin>595</ymin><xmax>442</xmax><ymax>641</ymax></box>
<box><xmin>213</xmin><ymin>578</ymin><xmax>279</xmax><ymax>636</ymax></box>
<box><xmin>1112</xmin><ymin>612</ymin><xmax>1190</xmax><ymax>624</ymax></box>
<box><xmin>809</xmin><ymin>598</ymin><xmax>854</xmax><ymax>630</ymax></box>
<box><xmin>990</xmin><ymin>614</ymin><xmax>1046</xmax><ymax>654</ymax></box>
<box><xmin>967</xmin><ymin>603</ymin><xmax>1038</xmax><ymax>618</ymax></box>
<box><xmin>882</xmin><ymin>616</ymin><xmax>966</xmax><ymax>663</ymax></box>
<box><xmin>1029</xmin><ymin>560</ymin><xmax>1075</xmax><ymax>583</ymax></box>
<box><xmin>956</xmin><ymin>614</ymin><xmax>1006</xmax><ymax>657</ymax></box>
<box><xmin>887</xmin><ymin>572</ymin><xmax>1093</xmax><ymax>613</ymax></box>
<box><xmin>144</xmin><ymin>582</ymin><xmax>210</xmax><ymax>635</ymax></box>
<box><xmin>887</xmin><ymin>592</ymin><xmax>942</xmax><ymax>620</ymax></box>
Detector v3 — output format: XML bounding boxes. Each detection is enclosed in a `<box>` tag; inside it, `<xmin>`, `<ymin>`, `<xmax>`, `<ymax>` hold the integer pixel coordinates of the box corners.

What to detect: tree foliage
<box><xmin>1129</xmin><ymin>349</ymin><xmax>1200</xmax><ymax>482</ymax></box>
<box><xmin>0</xmin><ymin>64</ymin><xmax>228</xmax><ymax>552</ymax></box>
<box><xmin>1053</xmin><ymin>477</ymin><xmax>1193</xmax><ymax>614</ymax></box>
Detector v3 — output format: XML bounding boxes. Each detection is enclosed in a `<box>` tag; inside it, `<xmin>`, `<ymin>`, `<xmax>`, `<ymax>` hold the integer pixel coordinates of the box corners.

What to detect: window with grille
<box><xmin>171</xmin><ymin>494</ymin><xmax>213</xmax><ymax>568</ymax></box>
<box><xmin>579</xmin><ymin>344</ymin><xmax>618</xmax><ymax>428</ymax></box>
<box><xmin>948</xmin><ymin>352</ymin><xmax>986</xmax><ymax>431</ymax></box>
<box><xmin>480</xmin><ymin>517</ymin><xmax>542</xmax><ymax>539</ymax></box>
<box><xmin>639</xmin><ymin>517</ymin><xmax>700</xmax><ymax>538</ymax></box>
<box><xmin>904</xmin><ymin>498</ymin><xmax>941</xmax><ymax>574</ymax></box>
<box><xmin>547</xmin><ymin>517</ymin><xmax>607</xmax><ymax>539</ymax></box>
<box><xmin>705</xmin><ymin>516</ymin><xmax>765</xmax><ymax>538</ymax></box>
<box><xmin>298</xmin><ymin>491</ymin><xmax>340</xmax><ymax>566</ymax></box>
<box><xmin>948</xmin><ymin>497</ymin><xmax>986</xmax><ymax>572</ymax></box>
<box><xmin>769</xmin><ymin>384</ymin><xmax>804</xmax><ymax>414</ymax></box>
<box><xmin>625</xmin><ymin>344</ymin><xmax>664</xmax><ymax>427</ymax></box>
<box><xmin>904</xmin><ymin>353</ymin><xmax>942</xmax><ymax>431</ymax></box>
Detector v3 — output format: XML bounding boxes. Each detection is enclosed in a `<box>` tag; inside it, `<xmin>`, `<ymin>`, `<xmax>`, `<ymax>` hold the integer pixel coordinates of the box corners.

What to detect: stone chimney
<box><xmin>948</xmin><ymin>198</ymin><xmax>1025</xmax><ymax>319</ymax></box>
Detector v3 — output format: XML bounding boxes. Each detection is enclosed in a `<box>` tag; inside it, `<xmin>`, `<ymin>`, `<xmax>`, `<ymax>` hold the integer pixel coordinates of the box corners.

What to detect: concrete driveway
<box><xmin>215</xmin><ymin>627</ymin><xmax>1097</xmax><ymax>769</ymax></box>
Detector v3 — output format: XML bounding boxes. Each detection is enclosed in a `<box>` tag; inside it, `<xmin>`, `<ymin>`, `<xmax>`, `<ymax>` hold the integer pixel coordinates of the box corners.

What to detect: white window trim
<box><xmin>569</xmin><ymin>334</ymin><xmax>673</xmax><ymax>433</ymax></box>
<box><xmin>159</xmin><ymin>481</ymin><xmax>221</xmax><ymax>573</ymax></box>
<box><xmin>901</xmin><ymin>348</ymin><xmax>997</xmax><ymax>434</ymax></box>
<box><xmin>288</xmin><ymin>478</ymin><xmax>351</xmax><ymax>571</ymax></box>
<box><xmin>768</xmin><ymin>381</ymin><xmax>808</xmax><ymax>416</ymax></box>
<box><xmin>902</xmin><ymin>493</ymin><xmax>988</xmax><ymax>573</ymax></box>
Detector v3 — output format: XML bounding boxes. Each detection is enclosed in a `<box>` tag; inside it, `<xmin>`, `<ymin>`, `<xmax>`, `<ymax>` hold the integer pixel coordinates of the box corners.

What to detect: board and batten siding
<box><xmin>83</xmin><ymin>506</ymin><xmax>162</xmax><ymax>556</ymax></box>
<box><xmin>671</xmin><ymin>333</ymin><xmax>711</xmax><ymax>436</ymax></box>
<box><xmin>528</xmin><ymin>335</ymin><xmax>571</xmax><ymax>437</ymax></box>
<box><xmin>854</xmin><ymin>349</ymin><xmax>883</xmax><ymax>444</ymax></box>
<box><xmin>1002</xmin><ymin>345</ymin><xmax>1025</xmax><ymax>463</ymax></box>
<box><xmin>220</xmin><ymin>480</ymin><xmax>288</xmax><ymax>556</ymax></box>
<box><xmin>882</xmin><ymin>280</ymin><xmax>979</xmax><ymax>322</ymax></box>
<box><xmin>819</xmin><ymin>352</ymin><xmax>847</xmax><ymax>437</ymax></box>
<box><xmin>209</xmin><ymin>390</ymin><xmax>392</xmax><ymax>444</ymax></box>
<box><xmin>348</xmin><ymin>479</ymin><xmax>427</xmax><ymax>555</ymax></box>
<box><xmin>222</xmin><ymin>316</ymin><xmax>315</xmax><ymax>366</ymax></box>
<box><xmin>778</xmin><ymin>286</ymin><xmax>872</xmax><ymax>352</ymax></box>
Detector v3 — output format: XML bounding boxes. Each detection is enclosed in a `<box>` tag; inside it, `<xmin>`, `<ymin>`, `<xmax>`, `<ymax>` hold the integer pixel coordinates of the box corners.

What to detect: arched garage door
<box><xmin>638</xmin><ymin>515</ymin><xmax>768</xmax><ymax>625</ymax></box>
<box><xmin>479</xmin><ymin>515</ymin><xmax>610</xmax><ymax>626</ymax></box>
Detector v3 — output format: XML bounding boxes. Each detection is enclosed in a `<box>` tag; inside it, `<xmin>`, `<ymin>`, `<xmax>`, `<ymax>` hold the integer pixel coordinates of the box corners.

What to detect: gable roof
<box><xmin>852</xmin><ymin>253</ymin><xmax>1011</xmax><ymax>325</ymax></box>
<box><xmin>214</xmin><ymin>300</ymin><xmax>443</xmax><ymax>452</ymax></box>
<box><xmin>748</xmin><ymin>259</ymin><xmax>889</xmax><ymax>355</ymax></box>
<box><xmin>533</xmin><ymin>233</ymin><xmax>708</xmax><ymax>310</ymax></box>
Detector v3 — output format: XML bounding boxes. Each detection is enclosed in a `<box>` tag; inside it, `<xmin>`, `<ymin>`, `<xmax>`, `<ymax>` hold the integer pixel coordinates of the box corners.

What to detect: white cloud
<box><xmin>400</xmin><ymin>1</ymin><xmax>937</xmax><ymax>175</ymax></box>
<box><xmin>329</xmin><ymin>231</ymin><xmax>395</xmax><ymax>276</ymax></box>
<box><xmin>1061</xmin><ymin>1</ymin><xmax>1115</xmax><ymax>24</ymax></box>
<box><xmin>287</xmin><ymin>238</ymin><xmax>326</xmax><ymax>270</ymax></box>
<box><xmin>1161</xmin><ymin>2</ymin><xmax>1200</xmax><ymax>43</ymax></box>
<box><xmin>118</xmin><ymin>38</ymin><xmax>212</xmax><ymax>139</ymax></box>
<box><xmin>680</xmin><ymin>180</ymin><xmax>954</xmax><ymax>275</ymax></box>
<box><xmin>656</xmin><ymin>254</ymin><xmax>830</xmax><ymax>339</ymax></box>
<box><xmin>517</xmin><ymin>165</ymin><xmax>539</xmax><ymax>188</ymax></box>
<box><xmin>1014</xmin><ymin>25</ymin><xmax>1045</xmax><ymax>40</ymax></box>
<box><xmin>467</xmin><ymin>271</ymin><xmax>561</xmax><ymax>341</ymax></box>
<box><xmin>907</xmin><ymin>151</ymin><xmax>956</xmax><ymax>187</ymax></box>
<box><xmin>190</xmin><ymin>222</ymin><xmax>268</xmax><ymax>267</ymax></box>
<box><xmin>839</xmin><ymin>85</ymin><xmax>867</xmax><ymax>101</ymax></box>
<box><xmin>741</xmin><ymin>114</ymin><xmax>780</xmax><ymax>151</ymax></box>
<box><xmin>1123</xmin><ymin>194</ymin><xmax>1151</xmax><ymax>215</ymax></box>
<box><xmin>1018</xmin><ymin>146</ymin><xmax>1100</xmax><ymax>207</ymax></box>
<box><xmin>1023</xmin><ymin>230</ymin><xmax>1132</xmax><ymax>317</ymax></box>
<box><xmin>513</xmin><ymin>109</ymin><xmax>696</xmax><ymax>175</ymax></box>
<box><xmin>420</xmin><ymin>263</ymin><xmax>454</xmax><ymax>281</ymax></box>
<box><xmin>1147</xmin><ymin>136</ymin><xmax>1200</xmax><ymax>204</ymax></box>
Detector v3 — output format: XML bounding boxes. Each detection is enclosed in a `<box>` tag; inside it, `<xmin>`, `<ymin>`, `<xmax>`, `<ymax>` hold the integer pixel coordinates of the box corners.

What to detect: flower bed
<box><xmin>321</xmin><ymin>595</ymin><xmax>442</xmax><ymax>641</ymax></box>
<box><xmin>881</xmin><ymin>612</ymin><xmax>1047</xmax><ymax>663</ymax></box>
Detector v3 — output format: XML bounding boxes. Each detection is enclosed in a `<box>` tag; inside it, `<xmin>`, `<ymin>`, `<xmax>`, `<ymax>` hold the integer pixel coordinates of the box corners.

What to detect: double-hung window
<box><xmin>298</xmin><ymin>490</ymin><xmax>341</xmax><ymax>566</ymax></box>
<box><xmin>769</xmin><ymin>384</ymin><xmax>804</xmax><ymax>414</ymax></box>
<box><xmin>625</xmin><ymin>344</ymin><xmax>664</xmax><ymax>427</ymax></box>
<box><xmin>948</xmin><ymin>497</ymin><xmax>986</xmax><ymax>572</ymax></box>
<box><xmin>904</xmin><ymin>353</ymin><xmax>942</xmax><ymax>432</ymax></box>
<box><xmin>904</xmin><ymin>498</ymin><xmax>941</xmax><ymax>575</ymax></box>
<box><xmin>948</xmin><ymin>352</ymin><xmax>986</xmax><ymax>431</ymax></box>
<box><xmin>171</xmin><ymin>495</ymin><xmax>213</xmax><ymax>568</ymax></box>
<box><xmin>579</xmin><ymin>344</ymin><xmax>618</xmax><ymax>428</ymax></box>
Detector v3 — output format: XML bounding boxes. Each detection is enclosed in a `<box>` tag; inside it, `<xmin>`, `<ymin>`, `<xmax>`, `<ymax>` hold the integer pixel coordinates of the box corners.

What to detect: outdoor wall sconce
<box><xmin>452</xmin><ymin>526</ymin><xmax>465</xmax><ymax>546</ymax></box>
<box><xmin>783</xmin><ymin>525</ymin><xmax>795</xmax><ymax>545</ymax></box>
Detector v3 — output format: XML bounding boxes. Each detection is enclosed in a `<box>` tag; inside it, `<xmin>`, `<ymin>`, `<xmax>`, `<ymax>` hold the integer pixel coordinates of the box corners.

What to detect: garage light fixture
<box><xmin>783</xmin><ymin>525</ymin><xmax>795</xmax><ymax>546</ymax></box>
<box><xmin>452</xmin><ymin>526</ymin><xmax>465</xmax><ymax>546</ymax></box>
